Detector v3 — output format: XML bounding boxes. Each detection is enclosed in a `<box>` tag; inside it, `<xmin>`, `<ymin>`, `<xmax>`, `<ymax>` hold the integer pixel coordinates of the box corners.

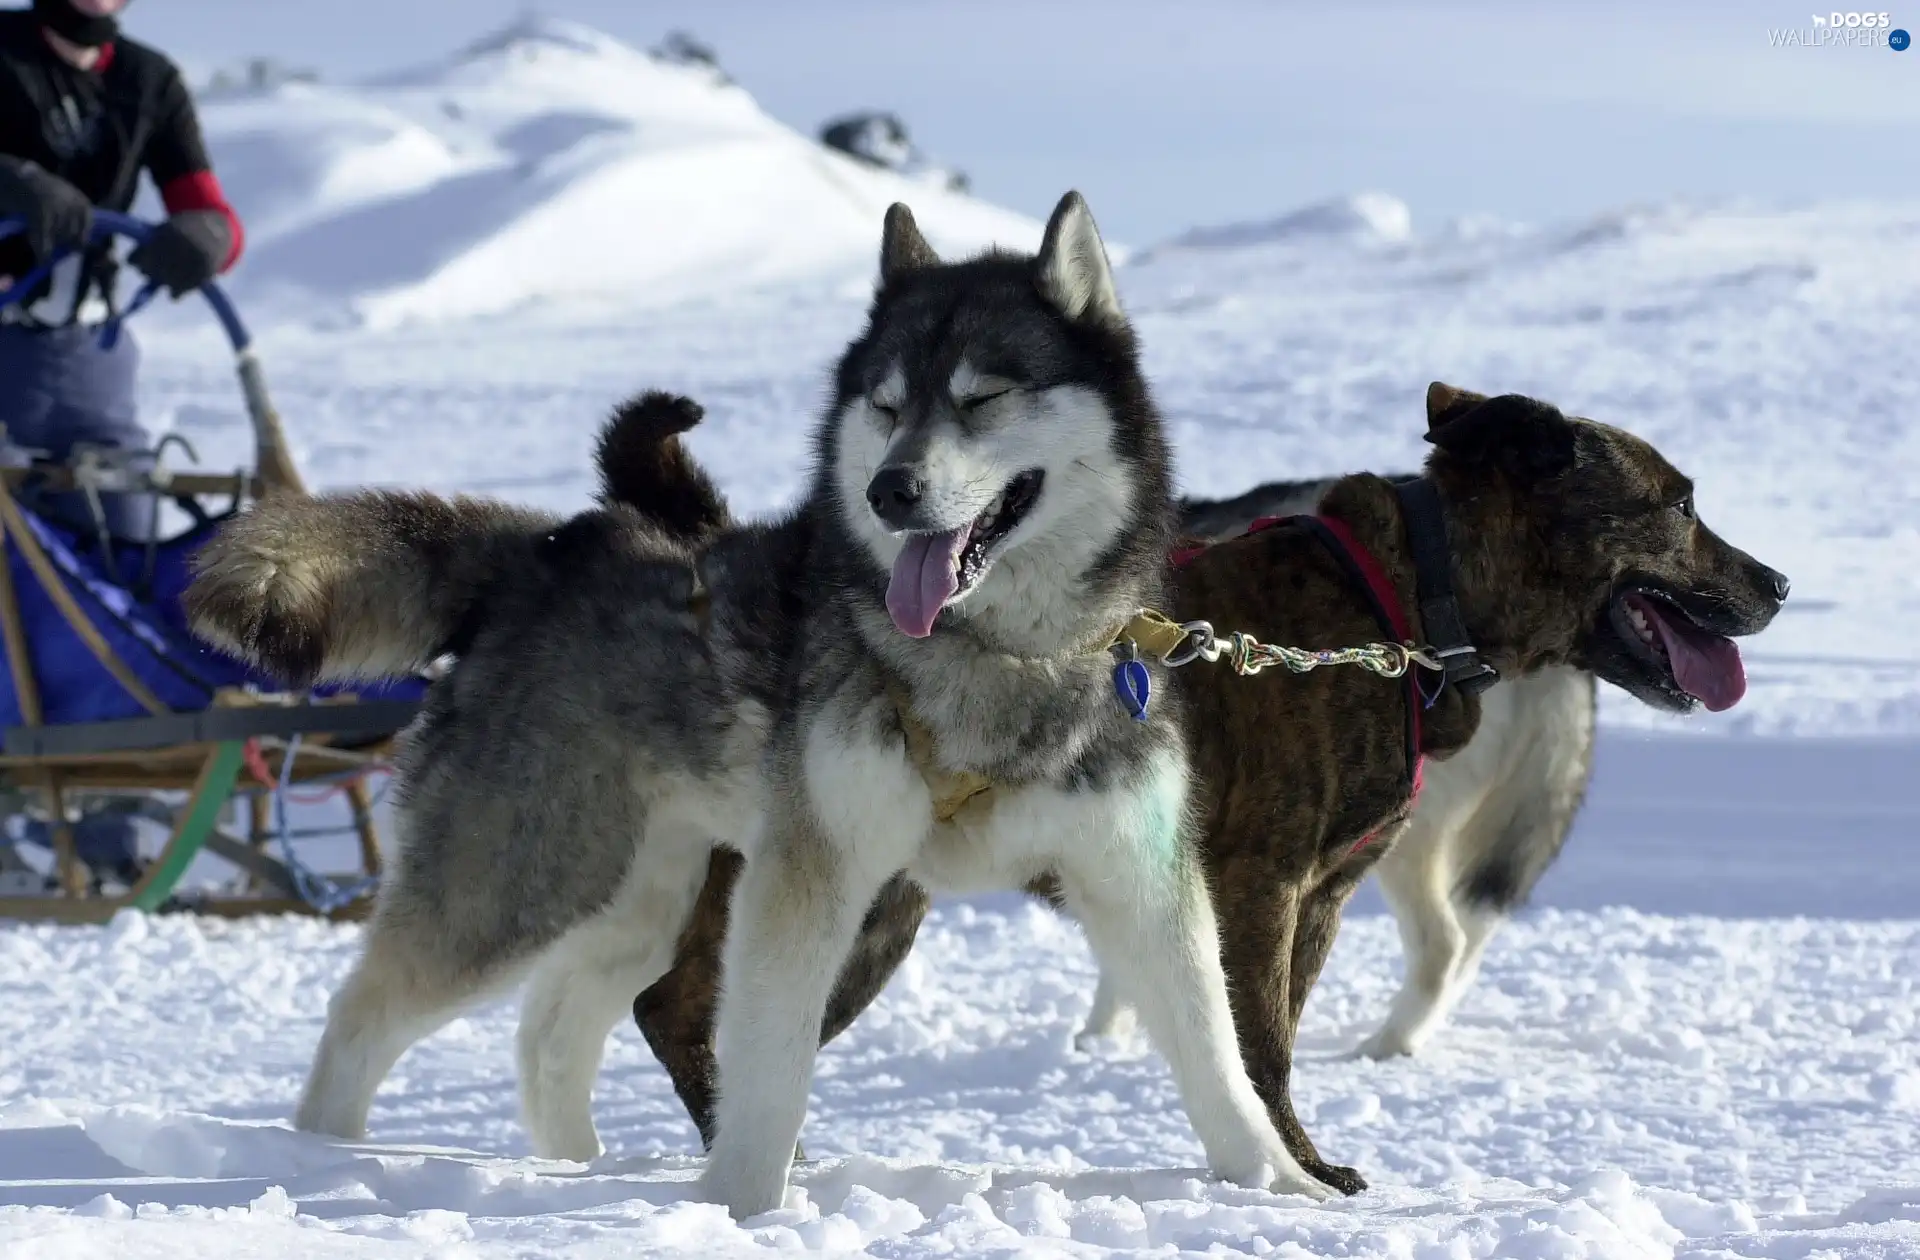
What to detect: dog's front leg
<box><xmin>820</xmin><ymin>875</ymin><xmax>932</xmax><ymax>1044</ymax></box>
<box><xmin>1277</xmin><ymin>871</ymin><xmax>1371</xmax><ymax>1195</ymax></box>
<box><xmin>634</xmin><ymin>848</ymin><xmax>743</xmax><ymax>1149</ymax></box>
<box><xmin>1058</xmin><ymin>781</ymin><xmax>1330</xmax><ymax>1201</ymax></box>
<box><xmin>701</xmin><ymin>717</ymin><xmax>926</xmax><ymax>1220</ymax></box>
<box><xmin>637</xmin><ymin>864</ymin><xmax>928</xmax><ymax>1151</ymax></box>
<box><xmin>1211</xmin><ymin>852</ymin><xmax>1365</xmax><ymax>1196</ymax></box>
<box><xmin>701</xmin><ymin>821</ymin><xmax>898</xmax><ymax>1217</ymax></box>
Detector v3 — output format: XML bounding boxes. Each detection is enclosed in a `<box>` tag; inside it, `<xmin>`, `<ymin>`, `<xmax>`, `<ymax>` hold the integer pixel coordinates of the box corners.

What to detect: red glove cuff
<box><xmin>158</xmin><ymin>171</ymin><xmax>244</xmax><ymax>270</ymax></box>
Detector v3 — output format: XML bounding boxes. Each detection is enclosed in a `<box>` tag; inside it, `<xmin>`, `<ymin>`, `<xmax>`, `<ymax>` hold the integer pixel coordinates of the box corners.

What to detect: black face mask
<box><xmin>33</xmin><ymin>0</ymin><xmax>122</xmax><ymax>49</ymax></box>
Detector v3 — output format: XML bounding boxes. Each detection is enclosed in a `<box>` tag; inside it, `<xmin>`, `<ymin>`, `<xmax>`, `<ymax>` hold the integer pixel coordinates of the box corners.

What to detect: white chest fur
<box><xmin>799</xmin><ymin>698</ymin><xmax>1190</xmax><ymax>897</ymax></box>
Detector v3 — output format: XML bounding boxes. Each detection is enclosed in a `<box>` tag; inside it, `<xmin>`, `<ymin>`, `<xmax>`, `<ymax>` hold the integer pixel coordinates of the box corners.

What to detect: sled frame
<box><xmin>0</xmin><ymin>210</ymin><xmax>413</xmax><ymax>922</ymax></box>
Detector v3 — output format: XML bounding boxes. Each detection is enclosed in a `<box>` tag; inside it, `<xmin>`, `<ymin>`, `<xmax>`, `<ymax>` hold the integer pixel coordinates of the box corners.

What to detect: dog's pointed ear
<box><xmin>1425</xmin><ymin>392</ymin><xmax>1578</xmax><ymax>482</ymax></box>
<box><xmin>1426</xmin><ymin>381</ymin><xmax>1490</xmax><ymax>433</ymax></box>
<box><xmin>880</xmin><ymin>203</ymin><xmax>939</xmax><ymax>283</ymax></box>
<box><xmin>1034</xmin><ymin>190</ymin><xmax>1124</xmax><ymax>328</ymax></box>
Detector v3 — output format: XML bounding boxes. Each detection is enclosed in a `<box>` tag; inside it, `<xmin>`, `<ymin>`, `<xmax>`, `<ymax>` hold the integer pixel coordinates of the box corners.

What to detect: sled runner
<box><xmin>0</xmin><ymin>210</ymin><xmax>421</xmax><ymax>922</ymax></box>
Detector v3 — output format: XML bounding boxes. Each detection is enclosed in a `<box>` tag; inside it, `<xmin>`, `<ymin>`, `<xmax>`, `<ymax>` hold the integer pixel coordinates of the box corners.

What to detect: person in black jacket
<box><xmin>1</xmin><ymin>0</ymin><xmax>247</xmax><ymax>500</ymax></box>
<box><xmin>0</xmin><ymin>0</ymin><xmax>247</xmax><ymax>886</ymax></box>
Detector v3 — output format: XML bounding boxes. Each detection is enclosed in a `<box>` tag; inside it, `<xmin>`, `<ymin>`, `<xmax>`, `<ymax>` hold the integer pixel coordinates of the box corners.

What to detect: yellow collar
<box><xmin>887</xmin><ymin>609</ymin><xmax>1187</xmax><ymax>823</ymax></box>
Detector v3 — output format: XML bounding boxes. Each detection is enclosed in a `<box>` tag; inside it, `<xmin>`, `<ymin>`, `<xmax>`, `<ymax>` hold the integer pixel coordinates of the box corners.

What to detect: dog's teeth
<box><xmin>978</xmin><ymin>491</ymin><xmax>1007</xmax><ymax>530</ymax></box>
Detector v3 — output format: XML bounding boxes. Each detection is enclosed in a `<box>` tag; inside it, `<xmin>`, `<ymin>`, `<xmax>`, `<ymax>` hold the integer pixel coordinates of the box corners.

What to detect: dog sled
<box><xmin>0</xmin><ymin>210</ymin><xmax>421</xmax><ymax>923</ymax></box>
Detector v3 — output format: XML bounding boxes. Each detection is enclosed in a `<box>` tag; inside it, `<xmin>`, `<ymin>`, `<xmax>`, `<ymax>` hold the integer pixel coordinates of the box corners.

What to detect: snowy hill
<box><xmin>195</xmin><ymin>17</ymin><xmax>1040</xmax><ymax>326</ymax></box>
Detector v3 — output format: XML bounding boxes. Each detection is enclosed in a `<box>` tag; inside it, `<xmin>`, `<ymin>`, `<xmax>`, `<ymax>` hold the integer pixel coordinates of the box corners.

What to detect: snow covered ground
<box><xmin>5</xmin><ymin>17</ymin><xmax>1919</xmax><ymax>1259</ymax></box>
<box><xmin>4</xmin><ymin>906</ymin><xmax>1918</xmax><ymax>1257</ymax></box>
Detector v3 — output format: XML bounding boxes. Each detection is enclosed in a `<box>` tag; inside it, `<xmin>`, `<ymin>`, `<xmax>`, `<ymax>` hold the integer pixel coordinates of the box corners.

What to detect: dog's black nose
<box><xmin>1764</xmin><ymin>567</ymin><xmax>1790</xmax><ymax>603</ymax></box>
<box><xmin>866</xmin><ymin>466</ymin><xmax>924</xmax><ymax>529</ymax></box>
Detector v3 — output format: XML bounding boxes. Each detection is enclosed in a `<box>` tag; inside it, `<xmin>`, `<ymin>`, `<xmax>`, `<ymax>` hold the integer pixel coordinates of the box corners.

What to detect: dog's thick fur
<box><xmin>187</xmin><ymin>390</ymin><xmax>811</xmax><ymax>1164</ymax></box>
<box><xmin>187</xmin><ymin>193</ymin><xmax>1330</xmax><ymax>1218</ymax></box>
<box><xmin>621</xmin><ymin>383</ymin><xmax>1787</xmax><ymax>1195</ymax></box>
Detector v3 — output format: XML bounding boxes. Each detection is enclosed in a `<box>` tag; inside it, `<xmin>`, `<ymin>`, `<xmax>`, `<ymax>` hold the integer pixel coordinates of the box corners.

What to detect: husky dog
<box><xmin>698</xmin><ymin>192</ymin><xmax>1326</xmax><ymax>1216</ymax></box>
<box><xmin>1079</xmin><ymin>479</ymin><xmax>1599</xmax><ymax>1060</ymax></box>
<box><xmin>186</xmin><ymin>193</ymin><xmax>1329</xmax><ymax>1217</ymax></box>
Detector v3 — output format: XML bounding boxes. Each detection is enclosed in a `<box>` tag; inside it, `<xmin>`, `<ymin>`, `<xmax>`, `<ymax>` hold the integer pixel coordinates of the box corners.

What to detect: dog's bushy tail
<box><xmin>185</xmin><ymin>491</ymin><xmax>557</xmax><ymax>686</ymax></box>
<box><xmin>595</xmin><ymin>390</ymin><xmax>732</xmax><ymax>541</ymax></box>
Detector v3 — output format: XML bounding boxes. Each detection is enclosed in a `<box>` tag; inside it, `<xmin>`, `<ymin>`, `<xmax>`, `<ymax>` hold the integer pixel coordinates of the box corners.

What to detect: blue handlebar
<box><xmin>0</xmin><ymin>209</ymin><xmax>251</xmax><ymax>354</ymax></box>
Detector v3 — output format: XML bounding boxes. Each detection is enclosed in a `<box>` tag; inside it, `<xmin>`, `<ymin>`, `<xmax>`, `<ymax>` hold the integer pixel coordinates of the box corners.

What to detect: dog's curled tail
<box><xmin>185</xmin><ymin>491</ymin><xmax>557</xmax><ymax>687</ymax></box>
<box><xmin>595</xmin><ymin>390</ymin><xmax>732</xmax><ymax>542</ymax></box>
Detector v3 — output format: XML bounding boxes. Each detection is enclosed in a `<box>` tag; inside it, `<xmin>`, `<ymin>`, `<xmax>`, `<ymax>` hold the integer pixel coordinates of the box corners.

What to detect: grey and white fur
<box><xmin>185</xmin><ymin>392</ymin><xmax>807</xmax><ymax>1165</ymax></box>
<box><xmin>703</xmin><ymin>192</ymin><xmax>1323</xmax><ymax>1216</ymax></box>
<box><xmin>1079</xmin><ymin>476</ymin><xmax>1597</xmax><ymax>1058</ymax></box>
<box><xmin>184</xmin><ymin>193</ymin><xmax>1327</xmax><ymax>1219</ymax></box>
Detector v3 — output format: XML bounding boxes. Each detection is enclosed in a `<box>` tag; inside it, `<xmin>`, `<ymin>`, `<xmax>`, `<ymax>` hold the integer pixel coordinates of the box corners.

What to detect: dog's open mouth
<box><xmin>1613</xmin><ymin>588</ymin><xmax>1747</xmax><ymax>712</ymax></box>
<box><xmin>885</xmin><ymin>470</ymin><xmax>1045</xmax><ymax>638</ymax></box>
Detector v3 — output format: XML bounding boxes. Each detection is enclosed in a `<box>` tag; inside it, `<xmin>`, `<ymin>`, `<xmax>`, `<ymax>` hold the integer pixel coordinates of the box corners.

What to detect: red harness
<box><xmin>1170</xmin><ymin>513</ymin><xmax>1427</xmax><ymax>855</ymax></box>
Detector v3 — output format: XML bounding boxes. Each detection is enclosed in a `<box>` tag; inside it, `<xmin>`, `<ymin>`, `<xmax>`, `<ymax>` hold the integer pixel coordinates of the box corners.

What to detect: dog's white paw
<box><xmin>1268</xmin><ymin>1162</ymin><xmax>1337</xmax><ymax>1202</ymax></box>
<box><xmin>700</xmin><ymin>1150</ymin><xmax>792</xmax><ymax>1222</ymax></box>
<box><xmin>1353</xmin><ymin>1023</ymin><xmax>1421</xmax><ymax>1060</ymax></box>
<box><xmin>1074</xmin><ymin>1007</ymin><xmax>1139</xmax><ymax>1052</ymax></box>
<box><xmin>528</xmin><ymin>1132</ymin><xmax>603</xmax><ymax>1163</ymax></box>
<box><xmin>1211</xmin><ymin>1149</ymin><xmax>1335</xmax><ymax>1202</ymax></box>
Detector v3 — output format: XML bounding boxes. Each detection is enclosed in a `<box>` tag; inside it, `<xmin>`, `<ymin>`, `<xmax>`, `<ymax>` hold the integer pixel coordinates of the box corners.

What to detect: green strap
<box><xmin>125</xmin><ymin>741</ymin><xmax>245</xmax><ymax>913</ymax></box>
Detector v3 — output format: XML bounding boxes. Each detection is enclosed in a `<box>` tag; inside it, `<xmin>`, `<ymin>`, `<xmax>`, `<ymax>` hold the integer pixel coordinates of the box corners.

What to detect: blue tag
<box><xmin>1113</xmin><ymin>657</ymin><xmax>1150</xmax><ymax>721</ymax></box>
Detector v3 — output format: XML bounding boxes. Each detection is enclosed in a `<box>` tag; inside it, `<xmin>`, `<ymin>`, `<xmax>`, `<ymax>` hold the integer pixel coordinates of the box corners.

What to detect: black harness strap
<box><xmin>1393</xmin><ymin>478</ymin><xmax>1499</xmax><ymax>697</ymax></box>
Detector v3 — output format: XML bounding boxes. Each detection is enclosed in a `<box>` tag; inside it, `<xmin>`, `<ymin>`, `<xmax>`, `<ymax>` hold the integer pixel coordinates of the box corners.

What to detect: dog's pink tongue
<box><xmin>1649</xmin><ymin>608</ymin><xmax>1748</xmax><ymax>712</ymax></box>
<box><xmin>886</xmin><ymin>527</ymin><xmax>970</xmax><ymax>638</ymax></box>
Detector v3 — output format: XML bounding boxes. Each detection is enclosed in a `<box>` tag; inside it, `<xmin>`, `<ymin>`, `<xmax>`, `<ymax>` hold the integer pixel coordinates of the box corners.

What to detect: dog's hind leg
<box><xmin>296</xmin><ymin>919</ymin><xmax>517</xmax><ymax>1140</ymax></box>
<box><xmin>1448</xmin><ymin>901</ymin><xmax>1504</xmax><ymax>1004</ymax></box>
<box><xmin>519</xmin><ymin>823</ymin><xmax>712</xmax><ymax>1161</ymax></box>
<box><xmin>519</xmin><ymin>952</ymin><xmax>668</xmax><ymax>1162</ymax></box>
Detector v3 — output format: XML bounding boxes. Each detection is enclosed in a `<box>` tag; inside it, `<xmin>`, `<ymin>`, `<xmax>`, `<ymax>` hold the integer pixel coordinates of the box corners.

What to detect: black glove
<box><xmin>128</xmin><ymin>209</ymin><xmax>231</xmax><ymax>298</ymax></box>
<box><xmin>0</xmin><ymin>157</ymin><xmax>93</xmax><ymax>267</ymax></box>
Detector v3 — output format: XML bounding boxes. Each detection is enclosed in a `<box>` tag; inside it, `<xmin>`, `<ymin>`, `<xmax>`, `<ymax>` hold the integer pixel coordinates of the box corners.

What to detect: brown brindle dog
<box><xmin>616</xmin><ymin>382</ymin><xmax>1789</xmax><ymax>1194</ymax></box>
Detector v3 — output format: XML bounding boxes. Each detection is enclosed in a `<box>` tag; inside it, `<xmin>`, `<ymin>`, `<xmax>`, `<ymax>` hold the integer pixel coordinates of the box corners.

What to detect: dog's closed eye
<box><xmin>958</xmin><ymin>389</ymin><xmax>1014</xmax><ymax>413</ymax></box>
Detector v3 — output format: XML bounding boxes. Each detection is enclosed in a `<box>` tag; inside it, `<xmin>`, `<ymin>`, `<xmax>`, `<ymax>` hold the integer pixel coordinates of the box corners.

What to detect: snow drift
<box><xmin>1139</xmin><ymin>192</ymin><xmax>1414</xmax><ymax>259</ymax></box>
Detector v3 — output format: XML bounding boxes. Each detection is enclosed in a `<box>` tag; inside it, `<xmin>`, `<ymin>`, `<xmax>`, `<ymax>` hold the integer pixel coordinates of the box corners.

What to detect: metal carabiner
<box><xmin>1163</xmin><ymin>620</ymin><xmax>1217</xmax><ymax>668</ymax></box>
